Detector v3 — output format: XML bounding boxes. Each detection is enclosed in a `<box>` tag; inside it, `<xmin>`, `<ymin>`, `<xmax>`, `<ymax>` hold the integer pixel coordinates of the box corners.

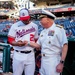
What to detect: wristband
<box><xmin>60</xmin><ymin>60</ymin><xmax>64</xmax><ymax>64</ymax></box>
<box><xmin>27</xmin><ymin>41</ymin><xmax>30</xmax><ymax>46</ymax></box>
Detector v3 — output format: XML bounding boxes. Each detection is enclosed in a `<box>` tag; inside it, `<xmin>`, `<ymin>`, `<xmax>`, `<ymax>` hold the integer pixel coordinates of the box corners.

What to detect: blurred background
<box><xmin>0</xmin><ymin>0</ymin><xmax>75</xmax><ymax>75</ymax></box>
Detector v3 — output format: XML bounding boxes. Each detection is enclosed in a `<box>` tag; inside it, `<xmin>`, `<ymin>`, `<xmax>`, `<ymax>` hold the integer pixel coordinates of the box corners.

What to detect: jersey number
<box><xmin>30</xmin><ymin>34</ymin><xmax>34</xmax><ymax>41</ymax></box>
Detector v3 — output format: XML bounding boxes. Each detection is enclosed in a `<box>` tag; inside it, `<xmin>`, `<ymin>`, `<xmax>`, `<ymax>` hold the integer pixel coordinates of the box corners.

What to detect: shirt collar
<box><xmin>45</xmin><ymin>23</ymin><xmax>56</xmax><ymax>31</ymax></box>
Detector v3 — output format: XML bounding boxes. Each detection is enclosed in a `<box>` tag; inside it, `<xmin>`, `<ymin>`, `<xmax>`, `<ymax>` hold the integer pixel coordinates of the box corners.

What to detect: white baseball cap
<box><xmin>19</xmin><ymin>8</ymin><xmax>30</xmax><ymax>21</ymax></box>
<box><xmin>40</xmin><ymin>9</ymin><xmax>56</xmax><ymax>20</ymax></box>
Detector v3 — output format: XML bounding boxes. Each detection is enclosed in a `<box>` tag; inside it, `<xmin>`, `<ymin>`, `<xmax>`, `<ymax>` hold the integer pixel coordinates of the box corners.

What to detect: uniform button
<box><xmin>43</xmin><ymin>54</ymin><xmax>45</xmax><ymax>56</ymax></box>
<box><xmin>48</xmin><ymin>41</ymin><xmax>51</xmax><ymax>44</ymax></box>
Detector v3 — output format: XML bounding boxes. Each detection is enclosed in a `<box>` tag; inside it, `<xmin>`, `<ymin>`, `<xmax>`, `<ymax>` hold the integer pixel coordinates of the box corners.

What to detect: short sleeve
<box><xmin>62</xmin><ymin>28</ymin><xmax>68</xmax><ymax>45</ymax></box>
<box><xmin>59</xmin><ymin>28</ymin><xmax>68</xmax><ymax>47</ymax></box>
<box><xmin>34</xmin><ymin>25</ymin><xmax>39</xmax><ymax>39</ymax></box>
<box><xmin>37</xmin><ymin>37</ymin><xmax>41</xmax><ymax>46</ymax></box>
<box><xmin>8</xmin><ymin>24</ymin><xmax>16</xmax><ymax>38</ymax></box>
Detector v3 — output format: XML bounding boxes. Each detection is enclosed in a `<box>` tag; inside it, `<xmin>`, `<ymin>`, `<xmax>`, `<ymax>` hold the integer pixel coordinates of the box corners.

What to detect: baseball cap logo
<box><xmin>22</xmin><ymin>13</ymin><xmax>25</xmax><ymax>16</ymax></box>
<box><xmin>19</xmin><ymin>8</ymin><xmax>30</xmax><ymax>20</ymax></box>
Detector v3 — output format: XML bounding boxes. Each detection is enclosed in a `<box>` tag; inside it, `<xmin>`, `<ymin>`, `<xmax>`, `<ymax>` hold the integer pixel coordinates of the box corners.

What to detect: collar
<box><xmin>45</xmin><ymin>23</ymin><xmax>56</xmax><ymax>31</ymax></box>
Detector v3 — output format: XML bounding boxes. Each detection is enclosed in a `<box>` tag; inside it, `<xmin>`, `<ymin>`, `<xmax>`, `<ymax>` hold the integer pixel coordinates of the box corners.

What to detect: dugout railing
<box><xmin>0</xmin><ymin>43</ymin><xmax>11</xmax><ymax>72</ymax></box>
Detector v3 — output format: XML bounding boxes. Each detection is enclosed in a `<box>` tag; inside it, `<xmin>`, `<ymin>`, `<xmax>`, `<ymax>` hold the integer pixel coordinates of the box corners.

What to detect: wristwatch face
<box><xmin>60</xmin><ymin>60</ymin><xmax>64</xmax><ymax>64</ymax></box>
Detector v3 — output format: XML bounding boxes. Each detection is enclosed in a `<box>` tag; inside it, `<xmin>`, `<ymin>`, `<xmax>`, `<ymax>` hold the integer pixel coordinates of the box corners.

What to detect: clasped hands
<box><xmin>17</xmin><ymin>40</ymin><xmax>28</xmax><ymax>46</ymax></box>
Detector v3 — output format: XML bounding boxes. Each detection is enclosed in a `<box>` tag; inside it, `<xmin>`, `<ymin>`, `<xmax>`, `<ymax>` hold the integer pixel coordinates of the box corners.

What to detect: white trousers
<box><xmin>13</xmin><ymin>51</ymin><xmax>35</xmax><ymax>75</ymax></box>
<box><xmin>40</xmin><ymin>54</ymin><xmax>61</xmax><ymax>75</ymax></box>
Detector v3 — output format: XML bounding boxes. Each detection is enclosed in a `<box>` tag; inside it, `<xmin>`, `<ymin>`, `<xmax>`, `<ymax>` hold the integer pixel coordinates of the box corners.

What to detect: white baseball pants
<box><xmin>13</xmin><ymin>51</ymin><xmax>35</xmax><ymax>75</ymax></box>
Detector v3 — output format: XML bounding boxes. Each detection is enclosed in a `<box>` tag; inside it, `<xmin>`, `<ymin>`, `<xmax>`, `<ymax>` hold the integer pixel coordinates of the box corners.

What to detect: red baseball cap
<box><xmin>19</xmin><ymin>8</ymin><xmax>30</xmax><ymax>21</ymax></box>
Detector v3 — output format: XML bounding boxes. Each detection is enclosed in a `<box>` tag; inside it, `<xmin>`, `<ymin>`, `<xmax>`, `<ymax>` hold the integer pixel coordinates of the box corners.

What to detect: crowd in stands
<box><xmin>55</xmin><ymin>16</ymin><xmax>75</xmax><ymax>38</ymax></box>
<box><xmin>0</xmin><ymin>19</ymin><xmax>18</xmax><ymax>35</ymax></box>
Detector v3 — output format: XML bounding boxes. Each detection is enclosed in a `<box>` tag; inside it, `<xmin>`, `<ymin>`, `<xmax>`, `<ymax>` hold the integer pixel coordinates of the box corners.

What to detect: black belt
<box><xmin>15</xmin><ymin>50</ymin><xmax>31</xmax><ymax>54</ymax></box>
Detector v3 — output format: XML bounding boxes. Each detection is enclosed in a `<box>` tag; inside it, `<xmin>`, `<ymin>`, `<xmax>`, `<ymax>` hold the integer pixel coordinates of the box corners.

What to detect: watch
<box><xmin>60</xmin><ymin>60</ymin><xmax>64</xmax><ymax>64</ymax></box>
<box><xmin>27</xmin><ymin>41</ymin><xmax>30</xmax><ymax>46</ymax></box>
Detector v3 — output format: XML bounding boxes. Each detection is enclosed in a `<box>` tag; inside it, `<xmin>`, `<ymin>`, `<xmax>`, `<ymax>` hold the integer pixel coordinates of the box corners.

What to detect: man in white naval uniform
<box><xmin>24</xmin><ymin>9</ymin><xmax>68</xmax><ymax>75</ymax></box>
<box><xmin>8</xmin><ymin>8</ymin><xmax>38</xmax><ymax>75</ymax></box>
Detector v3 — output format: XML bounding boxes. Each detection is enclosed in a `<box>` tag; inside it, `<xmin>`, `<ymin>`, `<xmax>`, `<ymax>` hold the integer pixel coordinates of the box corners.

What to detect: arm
<box><xmin>61</xmin><ymin>43</ymin><xmax>68</xmax><ymax>62</ymax></box>
<box><xmin>56</xmin><ymin>43</ymin><xmax>68</xmax><ymax>73</ymax></box>
<box><xmin>61</xmin><ymin>28</ymin><xmax>68</xmax><ymax>61</ymax></box>
<box><xmin>58</xmin><ymin>28</ymin><xmax>68</xmax><ymax>62</ymax></box>
<box><xmin>28</xmin><ymin>41</ymin><xmax>41</xmax><ymax>48</ymax></box>
<box><xmin>25</xmin><ymin>41</ymin><xmax>41</xmax><ymax>49</ymax></box>
<box><xmin>56</xmin><ymin>28</ymin><xmax>68</xmax><ymax>73</ymax></box>
<box><xmin>11</xmin><ymin>40</ymin><xmax>25</xmax><ymax>46</ymax></box>
<box><xmin>8</xmin><ymin>36</ymin><xmax>25</xmax><ymax>46</ymax></box>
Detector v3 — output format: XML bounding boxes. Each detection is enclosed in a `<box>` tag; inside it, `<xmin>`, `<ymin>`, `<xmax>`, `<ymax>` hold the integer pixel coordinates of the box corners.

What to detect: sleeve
<box><xmin>34</xmin><ymin>25</ymin><xmax>39</xmax><ymax>39</ymax></box>
<box><xmin>8</xmin><ymin>24</ymin><xmax>16</xmax><ymax>38</ymax></box>
<box><xmin>8</xmin><ymin>36</ymin><xmax>15</xmax><ymax>44</ymax></box>
<box><xmin>58</xmin><ymin>28</ymin><xmax>68</xmax><ymax>47</ymax></box>
<box><xmin>37</xmin><ymin>38</ymin><xmax>41</xmax><ymax>46</ymax></box>
<box><xmin>36</xmin><ymin>33</ymin><xmax>42</xmax><ymax>46</ymax></box>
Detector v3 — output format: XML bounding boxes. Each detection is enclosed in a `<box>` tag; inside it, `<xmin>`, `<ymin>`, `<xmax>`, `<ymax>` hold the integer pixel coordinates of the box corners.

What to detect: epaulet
<box><xmin>56</xmin><ymin>24</ymin><xmax>63</xmax><ymax>28</ymax></box>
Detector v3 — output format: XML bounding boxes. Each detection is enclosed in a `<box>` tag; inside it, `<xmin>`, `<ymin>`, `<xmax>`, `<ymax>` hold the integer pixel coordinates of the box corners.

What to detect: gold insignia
<box><xmin>56</xmin><ymin>24</ymin><xmax>63</xmax><ymax>28</ymax></box>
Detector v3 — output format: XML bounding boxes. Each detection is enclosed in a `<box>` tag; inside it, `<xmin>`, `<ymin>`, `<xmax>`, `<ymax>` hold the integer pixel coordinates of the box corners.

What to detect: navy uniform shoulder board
<box><xmin>56</xmin><ymin>24</ymin><xmax>63</xmax><ymax>28</ymax></box>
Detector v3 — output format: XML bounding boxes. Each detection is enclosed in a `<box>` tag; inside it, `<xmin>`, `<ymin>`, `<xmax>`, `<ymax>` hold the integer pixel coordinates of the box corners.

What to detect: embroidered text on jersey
<box><xmin>16</xmin><ymin>27</ymin><xmax>35</xmax><ymax>38</ymax></box>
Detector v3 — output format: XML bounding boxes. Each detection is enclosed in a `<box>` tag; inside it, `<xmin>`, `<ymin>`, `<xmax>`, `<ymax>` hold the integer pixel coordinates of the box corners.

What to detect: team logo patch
<box><xmin>22</xmin><ymin>13</ymin><xmax>25</xmax><ymax>16</ymax></box>
<box><xmin>48</xmin><ymin>30</ymin><xmax>55</xmax><ymax>36</ymax></box>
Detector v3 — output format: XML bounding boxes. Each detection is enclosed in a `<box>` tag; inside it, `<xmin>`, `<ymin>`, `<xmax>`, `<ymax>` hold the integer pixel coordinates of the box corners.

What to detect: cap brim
<box><xmin>20</xmin><ymin>16</ymin><xmax>30</xmax><ymax>21</ymax></box>
<box><xmin>39</xmin><ymin>14</ymin><xmax>55</xmax><ymax>20</ymax></box>
<box><xmin>39</xmin><ymin>15</ymin><xmax>47</xmax><ymax>19</ymax></box>
<box><xmin>41</xmin><ymin>9</ymin><xmax>56</xmax><ymax>19</ymax></box>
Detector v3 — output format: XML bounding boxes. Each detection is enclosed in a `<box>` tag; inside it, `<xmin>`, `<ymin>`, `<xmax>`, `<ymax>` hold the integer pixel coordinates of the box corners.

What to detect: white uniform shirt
<box><xmin>8</xmin><ymin>21</ymin><xmax>38</xmax><ymax>51</ymax></box>
<box><xmin>37</xmin><ymin>23</ymin><xmax>68</xmax><ymax>55</ymax></box>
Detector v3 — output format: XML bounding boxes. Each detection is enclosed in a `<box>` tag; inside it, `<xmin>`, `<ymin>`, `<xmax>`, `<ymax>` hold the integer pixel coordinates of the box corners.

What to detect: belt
<box><xmin>15</xmin><ymin>50</ymin><xmax>31</xmax><ymax>54</ymax></box>
<box><xmin>42</xmin><ymin>53</ymin><xmax>60</xmax><ymax>57</ymax></box>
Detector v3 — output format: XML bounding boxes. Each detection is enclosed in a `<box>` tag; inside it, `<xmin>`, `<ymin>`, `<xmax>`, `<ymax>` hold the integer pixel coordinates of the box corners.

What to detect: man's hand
<box><xmin>56</xmin><ymin>62</ymin><xmax>64</xmax><ymax>73</ymax></box>
<box><xmin>36</xmin><ymin>47</ymin><xmax>41</xmax><ymax>51</ymax></box>
<box><xmin>24</xmin><ymin>40</ymin><xmax>28</xmax><ymax>46</ymax></box>
<box><xmin>17</xmin><ymin>40</ymin><xmax>25</xmax><ymax>46</ymax></box>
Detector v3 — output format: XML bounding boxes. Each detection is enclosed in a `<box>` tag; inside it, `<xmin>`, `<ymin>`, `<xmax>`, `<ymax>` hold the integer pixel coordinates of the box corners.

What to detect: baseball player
<box><xmin>8</xmin><ymin>8</ymin><xmax>38</xmax><ymax>75</ymax></box>
<box><xmin>25</xmin><ymin>9</ymin><xmax>68</xmax><ymax>75</ymax></box>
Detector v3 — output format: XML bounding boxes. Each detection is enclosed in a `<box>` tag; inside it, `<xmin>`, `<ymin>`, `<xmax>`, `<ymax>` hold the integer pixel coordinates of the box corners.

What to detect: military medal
<box><xmin>48</xmin><ymin>30</ymin><xmax>55</xmax><ymax>36</ymax></box>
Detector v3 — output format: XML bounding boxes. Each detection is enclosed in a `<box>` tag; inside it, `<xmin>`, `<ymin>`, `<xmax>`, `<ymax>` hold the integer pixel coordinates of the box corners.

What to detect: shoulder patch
<box><xmin>56</xmin><ymin>24</ymin><xmax>63</xmax><ymax>28</ymax></box>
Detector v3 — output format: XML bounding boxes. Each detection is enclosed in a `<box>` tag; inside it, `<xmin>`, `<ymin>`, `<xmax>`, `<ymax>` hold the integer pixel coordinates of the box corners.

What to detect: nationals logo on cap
<box><xmin>19</xmin><ymin>8</ymin><xmax>30</xmax><ymax>21</ymax></box>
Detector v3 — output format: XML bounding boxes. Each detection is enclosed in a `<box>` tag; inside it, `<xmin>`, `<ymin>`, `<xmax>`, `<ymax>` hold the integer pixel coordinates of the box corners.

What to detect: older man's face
<box><xmin>40</xmin><ymin>17</ymin><xmax>49</xmax><ymax>28</ymax></box>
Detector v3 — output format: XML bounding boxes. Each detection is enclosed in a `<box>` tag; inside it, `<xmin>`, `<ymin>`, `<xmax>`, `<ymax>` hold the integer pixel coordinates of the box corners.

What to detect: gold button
<box><xmin>43</xmin><ymin>54</ymin><xmax>45</xmax><ymax>56</ymax></box>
